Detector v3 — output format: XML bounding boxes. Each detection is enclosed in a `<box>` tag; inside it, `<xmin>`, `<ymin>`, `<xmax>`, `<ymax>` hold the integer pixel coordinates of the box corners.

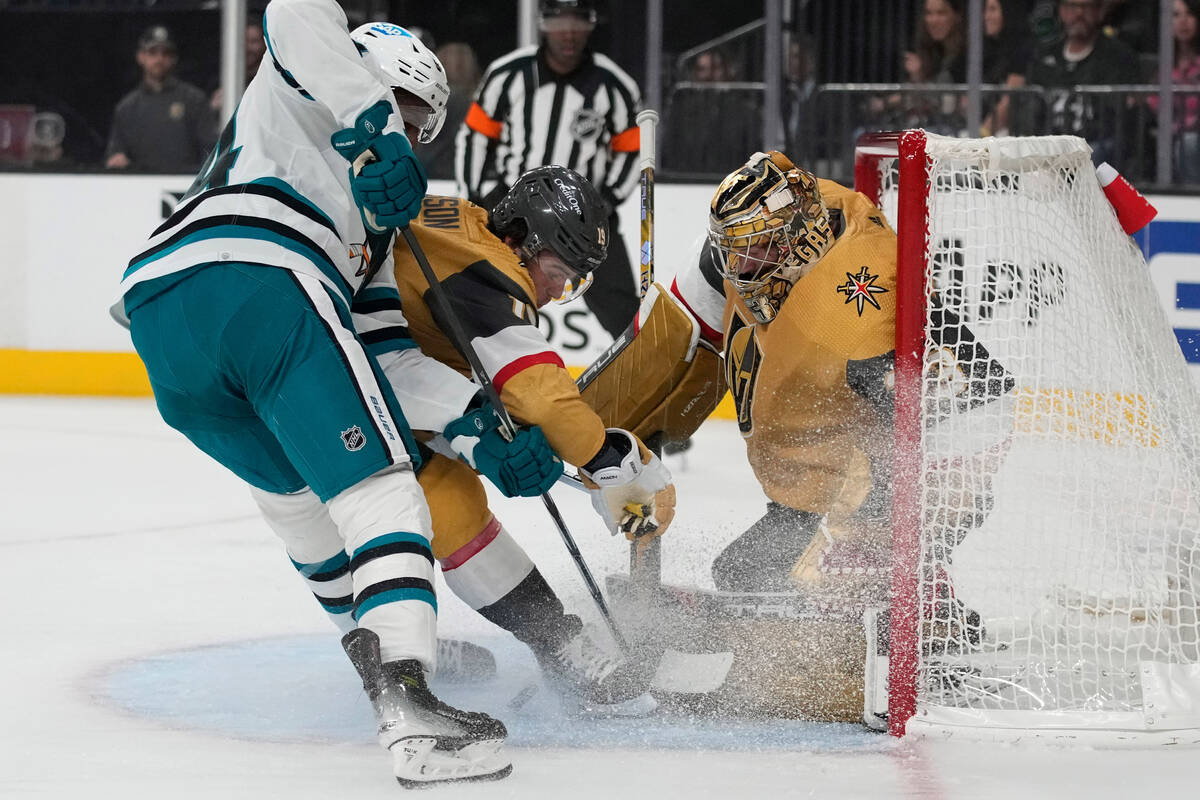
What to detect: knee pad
<box><xmin>250</xmin><ymin>485</ymin><xmax>341</xmax><ymax>563</ymax></box>
<box><xmin>417</xmin><ymin>453</ymin><xmax>493</xmax><ymax>561</ymax></box>
<box><xmin>325</xmin><ymin>464</ymin><xmax>433</xmax><ymax>552</ymax></box>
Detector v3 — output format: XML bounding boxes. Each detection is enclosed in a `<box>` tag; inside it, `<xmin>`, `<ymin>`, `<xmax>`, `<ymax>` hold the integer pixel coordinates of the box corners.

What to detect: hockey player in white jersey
<box><xmin>111</xmin><ymin>0</ymin><xmax>560</xmax><ymax>787</ymax></box>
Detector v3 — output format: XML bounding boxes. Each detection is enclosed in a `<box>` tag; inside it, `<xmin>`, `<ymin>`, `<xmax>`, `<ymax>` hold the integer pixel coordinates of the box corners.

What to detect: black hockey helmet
<box><xmin>491</xmin><ymin>165</ymin><xmax>609</xmax><ymax>279</ymax></box>
<box><xmin>539</xmin><ymin>0</ymin><xmax>597</xmax><ymax>24</ymax></box>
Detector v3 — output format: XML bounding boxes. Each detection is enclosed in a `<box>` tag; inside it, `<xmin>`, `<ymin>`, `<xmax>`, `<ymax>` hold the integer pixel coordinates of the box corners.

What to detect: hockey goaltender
<box><xmin>583</xmin><ymin>150</ymin><xmax>1013</xmax><ymax>727</ymax></box>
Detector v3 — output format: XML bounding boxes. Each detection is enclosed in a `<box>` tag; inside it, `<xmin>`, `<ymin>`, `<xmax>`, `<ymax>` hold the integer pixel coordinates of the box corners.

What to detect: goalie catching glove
<box><xmin>444</xmin><ymin>399</ymin><xmax>563</xmax><ymax>498</ymax></box>
<box><xmin>579</xmin><ymin>428</ymin><xmax>676</xmax><ymax>544</ymax></box>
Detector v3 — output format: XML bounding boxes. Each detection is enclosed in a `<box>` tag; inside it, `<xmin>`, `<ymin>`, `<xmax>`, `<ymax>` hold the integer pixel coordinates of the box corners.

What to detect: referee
<box><xmin>454</xmin><ymin>0</ymin><xmax>640</xmax><ymax>340</ymax></box>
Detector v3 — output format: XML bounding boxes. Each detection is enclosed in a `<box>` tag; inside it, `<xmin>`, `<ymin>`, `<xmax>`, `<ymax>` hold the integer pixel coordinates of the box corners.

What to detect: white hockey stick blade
<box><xmin>556</xmin><ymin>470</ymin><xmax>587</xmax><ymax>491</ymax></box>
<box><xmin>650</xmin><ymin>648</ymin><xmax>734</xmax><ymax>694</ymax></box>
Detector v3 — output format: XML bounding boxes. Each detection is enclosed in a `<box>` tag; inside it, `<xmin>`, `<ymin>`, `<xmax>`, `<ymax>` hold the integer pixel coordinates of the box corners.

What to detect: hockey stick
<box><xmin>636</xmin><ymin>108</ymin><xmax>659</xmax><ymax>296</ymax></box>
<box><xmin>399</xmin><ymin>227</ymin><xmax>629</xmax><ymax>655</ymax></box>
<box><xmin>632</xmin><ymin>108</ymin><xmax>663</xmax><ymax>586</ymax></box>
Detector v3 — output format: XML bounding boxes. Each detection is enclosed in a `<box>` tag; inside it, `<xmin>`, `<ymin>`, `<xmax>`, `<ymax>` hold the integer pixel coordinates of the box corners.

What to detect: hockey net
<box><xmin>855</xmin><ymin>131</ymin><xmax>1200</xmax><ymax>744</ymax></box>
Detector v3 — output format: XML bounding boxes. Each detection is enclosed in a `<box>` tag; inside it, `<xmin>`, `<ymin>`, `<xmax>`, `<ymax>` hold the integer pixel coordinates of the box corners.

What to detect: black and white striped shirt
<box><xmin>454</xmin><ymin>45</ymin><xmax>641</xmax><ymax>208</ymax></box>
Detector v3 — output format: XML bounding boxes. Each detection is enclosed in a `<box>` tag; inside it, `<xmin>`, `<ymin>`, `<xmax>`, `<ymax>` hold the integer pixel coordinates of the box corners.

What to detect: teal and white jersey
<box><xmin>113</xmin><ymin>0</ymin><xmax>477</xmax><ymax>431</ymax></box>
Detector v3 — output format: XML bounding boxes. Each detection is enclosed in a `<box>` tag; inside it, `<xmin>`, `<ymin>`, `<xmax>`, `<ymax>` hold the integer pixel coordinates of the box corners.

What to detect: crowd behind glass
<box><xmin>1</xmin><ymin>0</ymin><xmax>1196</xmax><ymax>188</ymax></box>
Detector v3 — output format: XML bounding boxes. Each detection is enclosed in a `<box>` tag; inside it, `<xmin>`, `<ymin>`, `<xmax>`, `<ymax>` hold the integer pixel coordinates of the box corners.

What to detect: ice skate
<box><xmin>342</xmin><ymin>629</ymin><xmax>511</xmax><ymax>788</ymax></box>
<box><xmin>434</xmin><ymin>638</ymin><xmax>497</xmax><ymax>683</ymax></box>
<box><xmin>531</xmin><ymin>615</ymin><xmax>652</xmax><ymax>712</ymax></box>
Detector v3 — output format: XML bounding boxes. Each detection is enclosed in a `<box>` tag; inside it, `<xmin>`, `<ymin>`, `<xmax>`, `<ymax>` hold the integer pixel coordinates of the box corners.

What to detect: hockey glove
<box><xmin>330</xmin><ymin>100</ymin><xmax>427</xmax><ymax>233</ymax></box>
<box><xmin>444</xmin><ymin>401</ymin><xmax>563</xmax><ymax>498</ymax></box>
<box><xmin>579</xmin><ymin>428</ymin><xmax>677</xmax><ymax>546</ymax></box>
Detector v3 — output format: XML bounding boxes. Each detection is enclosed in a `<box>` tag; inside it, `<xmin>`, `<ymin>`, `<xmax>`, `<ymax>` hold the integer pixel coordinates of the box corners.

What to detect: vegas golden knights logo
<box><xmin>726</xmin><ymin>314</ymin><xmax>761</xmax><ymax>435</ymax></box>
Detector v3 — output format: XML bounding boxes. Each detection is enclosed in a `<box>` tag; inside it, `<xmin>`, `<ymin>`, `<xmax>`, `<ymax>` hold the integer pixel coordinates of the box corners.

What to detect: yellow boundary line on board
<box><xmin>0</xmin><ymin>349</ymin><xmax>153</xmax><ymax>396</ymax></box>
<box><xmin>0</xmin><ymin>350</ymin><xmax>740</xmax><ymax>420</ymax></box>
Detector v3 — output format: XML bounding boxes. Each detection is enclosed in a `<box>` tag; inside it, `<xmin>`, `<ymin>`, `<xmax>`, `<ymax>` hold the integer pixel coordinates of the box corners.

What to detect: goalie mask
<box><xmin>707</xmin><ymin>151</ymin><xmax>833</xmax><ymax>324</ymax></box>
<box><xmin>351</xmin><ymin>22</ymin><xmax>449</xmax><ymax>144</ymax></box>
<box><xmin>491</xmin><ymin>165</ymin><xmax>609</xmax><ymax>303</ymax></box>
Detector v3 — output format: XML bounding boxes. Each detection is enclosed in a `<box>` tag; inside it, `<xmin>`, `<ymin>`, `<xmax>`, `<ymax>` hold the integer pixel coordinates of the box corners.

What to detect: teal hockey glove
<box><xmin>331</xmin><ymin>100</ymin><xmax>427</xmax><ymax>233</ymax></box>
<box><xmin>444</xmin><ymin>402</ymin><xmax>563</xmax><ymax>498</ymax></box>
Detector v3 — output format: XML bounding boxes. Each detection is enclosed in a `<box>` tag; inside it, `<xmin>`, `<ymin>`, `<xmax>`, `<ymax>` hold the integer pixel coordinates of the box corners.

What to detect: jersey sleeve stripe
<box><xmin>352</xmin><ymin>296</ymin><xmax>403</xmax><ymax>315</ymax></box>
<box><xmin>127</xmin><ymin>217</ymin><xmax>352</xmax><ymax>300</ymax></box>
<box><xmin>360</xmin><ymin>326</ymin><xmax>418</xmax><ymax>356</ymax></box>
<box><xmin>610</xmin><ymin>126</ymin><xmax>640</xmax><ymax>152</ymax></box>
<box><xmin>492</xmin><ymin>350</ymin><xmax>566</xmax><ymax>394</ymax></box>
<box><xmin>465</xmin><ymin>102</ymin><xmax>503</xmax><ymax>139</ymax></box>
<box><xmin>439</xmin><ymin>515</ymin><xmax>502</xmax><ymax>571</ymax></box>
<box><xmin>671</xmin><ymin>277</ymin><xmax>724</xmax><ymax>344</ymax></box>
<box><xmin>353</xmin><ymin>284</ymin><xmax>402</xmax><ymax>304</ymax></box>
<box><xmin>156</xmin><ymin>181</ymin><xmax>339</xmax><ymax>240</ymax></box>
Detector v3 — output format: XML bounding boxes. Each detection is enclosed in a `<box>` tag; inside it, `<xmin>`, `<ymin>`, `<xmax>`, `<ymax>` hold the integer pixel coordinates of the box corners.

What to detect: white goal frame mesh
<box><xmin>856</xmin><ymin>131</ymin><xmax>1200</xmax><ymax>745</ymax></box>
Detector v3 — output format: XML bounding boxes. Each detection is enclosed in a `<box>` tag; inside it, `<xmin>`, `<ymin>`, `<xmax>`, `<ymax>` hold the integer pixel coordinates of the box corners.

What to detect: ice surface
<box><xmin>2</xmin><ymin>396</ymin><xmax>1197</xmax><ymax>798</ymax></box>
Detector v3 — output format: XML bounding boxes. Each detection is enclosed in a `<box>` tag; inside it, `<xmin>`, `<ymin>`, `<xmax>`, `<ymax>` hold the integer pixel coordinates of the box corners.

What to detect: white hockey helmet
<box><xmin>350</xmin><ymin>22</ymin><xmax>450</xmax><ymax>144</ymax></box>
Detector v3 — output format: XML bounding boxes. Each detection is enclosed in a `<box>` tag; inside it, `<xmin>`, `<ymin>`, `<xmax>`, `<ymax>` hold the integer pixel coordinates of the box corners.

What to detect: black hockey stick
<box><xmin>399</xmin><ymin>226</ymin><xmax>630</xmax><ymax>654</ymax></box>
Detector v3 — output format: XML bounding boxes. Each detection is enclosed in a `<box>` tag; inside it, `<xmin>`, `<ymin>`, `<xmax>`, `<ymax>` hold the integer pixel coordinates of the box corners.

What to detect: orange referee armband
<box><xmin>465</xmin><ymin>102</ymin><xmax>503</xmax><ymax>140</ymax></box>
<box><xmin>610</xmin><ymin>126</ymin><xmax>639</xmax><ymax>152</ymax></box>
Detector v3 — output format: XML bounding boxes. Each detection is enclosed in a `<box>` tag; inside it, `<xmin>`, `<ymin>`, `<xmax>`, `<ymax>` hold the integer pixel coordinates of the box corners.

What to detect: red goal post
<box><xmin>855</xmin><ymin>130</ymin><xmax>1200</xmax><ymax>745</ymax></box>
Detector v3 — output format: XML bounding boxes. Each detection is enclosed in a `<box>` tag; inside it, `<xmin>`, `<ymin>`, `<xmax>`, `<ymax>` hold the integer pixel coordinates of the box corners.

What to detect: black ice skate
<box><xmin>531</xmin><ymin>615</ymin><xmax>649</xmax><ymax>709</ymax></box>
<box><xmin>342</xmin><ymin>628</ymin><xmax>511</xmax><ymax>788</ymax></box>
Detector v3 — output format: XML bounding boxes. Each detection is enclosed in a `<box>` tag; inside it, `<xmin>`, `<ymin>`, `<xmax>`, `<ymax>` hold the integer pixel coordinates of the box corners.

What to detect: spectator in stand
<box><xmin>210</xmin><ymin>20</ymin><xmax>268</xmax><ymax>114</ymax></box>
<box><xmin>664</xmin><ymin>46</ymin><xmax>758</xmax><ymax>177</ymax></box>
<box><xmin>455</xmin><ymin>0</ymin><xmax>641</xmax><ymax>341</ymax></box>
<box><xmin>1027</xmin><ymin>0</ymin><xmax>1138</xmax><ymax>166</ymax></box>
<box><xmin>1100</xmin><ymin>0</ymin><xmax>1160</xmax><ymax>53</ymax></box>
<box><xmin>417</xmin><ymin>42</ymin><xmax>482</xmax><ymax>181</ymax></box>
<box><xmin>691</xmin><ymin>49</ymin><xmax>734</xmax><ymax>82</ymax></box>
<box><xmin>105</xmin><ymin>26</ymin><xmax>215</xmax><ymax>172</ymax></box>
<box><xmin>1148</xmin><ymin>0</ymin><xmax>1200</xmax><ymax>184</ymax></box>
<box><xmin>895</xmin><ymin>0</ymin><xmax>967</xmax><ymax>134</ymax></box>
<box><xmin>906</xmin><ymin>0</ymin><xmax>967</xmax><ymax>84</ymax></box>
<box><xmin>784</xmin><ymin>36</ymin><xmax>821</xmax><ymax>164</ymax></box>
<box><xmin>982</xmin><ymin>0</ymin><xmax>1034</xmax><ymax>136</ymax></box>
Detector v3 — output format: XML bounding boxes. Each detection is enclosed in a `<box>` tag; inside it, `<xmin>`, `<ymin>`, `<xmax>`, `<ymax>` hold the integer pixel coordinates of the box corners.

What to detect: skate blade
<box><xmin>576</xmin><ymin>691</ymin><xmax>658</xmax><ymax>719</ymax></box>
<box><xmin>389</xmin><ymin>736</ymin><xmax>512</xmax><ymax>788</ymax></box>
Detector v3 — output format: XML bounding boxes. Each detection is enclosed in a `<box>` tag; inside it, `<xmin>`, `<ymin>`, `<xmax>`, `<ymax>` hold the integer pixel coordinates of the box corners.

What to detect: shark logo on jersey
<box><xmin>836</xmin><ymin>266</ymin><xmax>888</xmax><ymax>315</ymax></box>
<box><xmin>569</xmin><ymin>109</ymin><xmax>605</xmax><ymax>141</ymax></box>
<box><xmin>160</xmin><ymin>190</ymin><xmax>186</xmax><ymax>219</ymax></box>
<box><xmin>349</xmin><ymin>243</ymin><xmax>370</xmax><ymax>276</ymax></box>
<box><xmin>341</xmin><ymin>425</ymin><xmax>366</xmax><ymax>451</ymax></box>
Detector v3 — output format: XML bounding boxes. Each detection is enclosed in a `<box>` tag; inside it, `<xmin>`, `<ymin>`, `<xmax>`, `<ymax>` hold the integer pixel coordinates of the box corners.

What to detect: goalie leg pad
<box><xmin>578</xmin><ymin>282</ymin><xmax>725</xmax><ymax>446</ymax></box>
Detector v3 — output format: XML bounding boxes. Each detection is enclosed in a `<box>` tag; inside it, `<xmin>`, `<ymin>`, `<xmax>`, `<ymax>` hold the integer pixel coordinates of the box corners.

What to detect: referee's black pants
<box><xmin>583</xmin><ymin>211</ymin><xmax>640</xmax><ymax>340</ymax></box>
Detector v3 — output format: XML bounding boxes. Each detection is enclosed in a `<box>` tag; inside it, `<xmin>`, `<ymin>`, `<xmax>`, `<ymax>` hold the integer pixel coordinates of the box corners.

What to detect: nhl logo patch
<box><xmin>341</xmin><ymin>425</ymin><xmax>366</xmax><ymax>451</ymax></box>
<box><xmin>570</xmin><ymin>109</ymin><xmax>605</xmax><ymax>141</ymax></box>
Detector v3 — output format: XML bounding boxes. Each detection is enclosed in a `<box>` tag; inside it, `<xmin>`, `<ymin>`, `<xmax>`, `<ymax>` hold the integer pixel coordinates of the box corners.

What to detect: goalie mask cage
<box><xmin>855</xmin><ymin>130</ymin><xmax>1200</xmax><ymax>745</ymax></box>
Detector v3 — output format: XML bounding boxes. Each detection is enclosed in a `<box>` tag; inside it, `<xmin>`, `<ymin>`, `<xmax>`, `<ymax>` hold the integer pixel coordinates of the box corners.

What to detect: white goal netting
<box><xmin>876</xmin><ymin>133</ymin><xmax>1200</xmax><ymax>740</ymax></box>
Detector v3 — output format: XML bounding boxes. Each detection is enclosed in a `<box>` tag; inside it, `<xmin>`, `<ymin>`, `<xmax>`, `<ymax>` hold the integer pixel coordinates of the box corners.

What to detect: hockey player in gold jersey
<box><xmin>584</xmin><ymin>151</ymin><xmax>1010</xmax><ymax>722</ymax></box>
<box><xmin>672</xmin><ymin>151</ymin><xmax>902</xmax><ymax>595</ymax></box>
<box><xmin>389</xmin><ymin>165</ymin><xmax>675</xmax><ymax>707</ymax></box>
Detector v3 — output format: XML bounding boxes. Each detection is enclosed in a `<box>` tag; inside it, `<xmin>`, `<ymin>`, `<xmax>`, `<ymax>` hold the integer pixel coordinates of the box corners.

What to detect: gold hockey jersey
<box><xmin>676</xmin><ymin>179</ymin><xmax>898</xmax><ymax>515</ymax></box>
<box><xmin>391</xmin><ymin>195</ymin><xmax>606</xmax><ymax>466</ymax></box>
